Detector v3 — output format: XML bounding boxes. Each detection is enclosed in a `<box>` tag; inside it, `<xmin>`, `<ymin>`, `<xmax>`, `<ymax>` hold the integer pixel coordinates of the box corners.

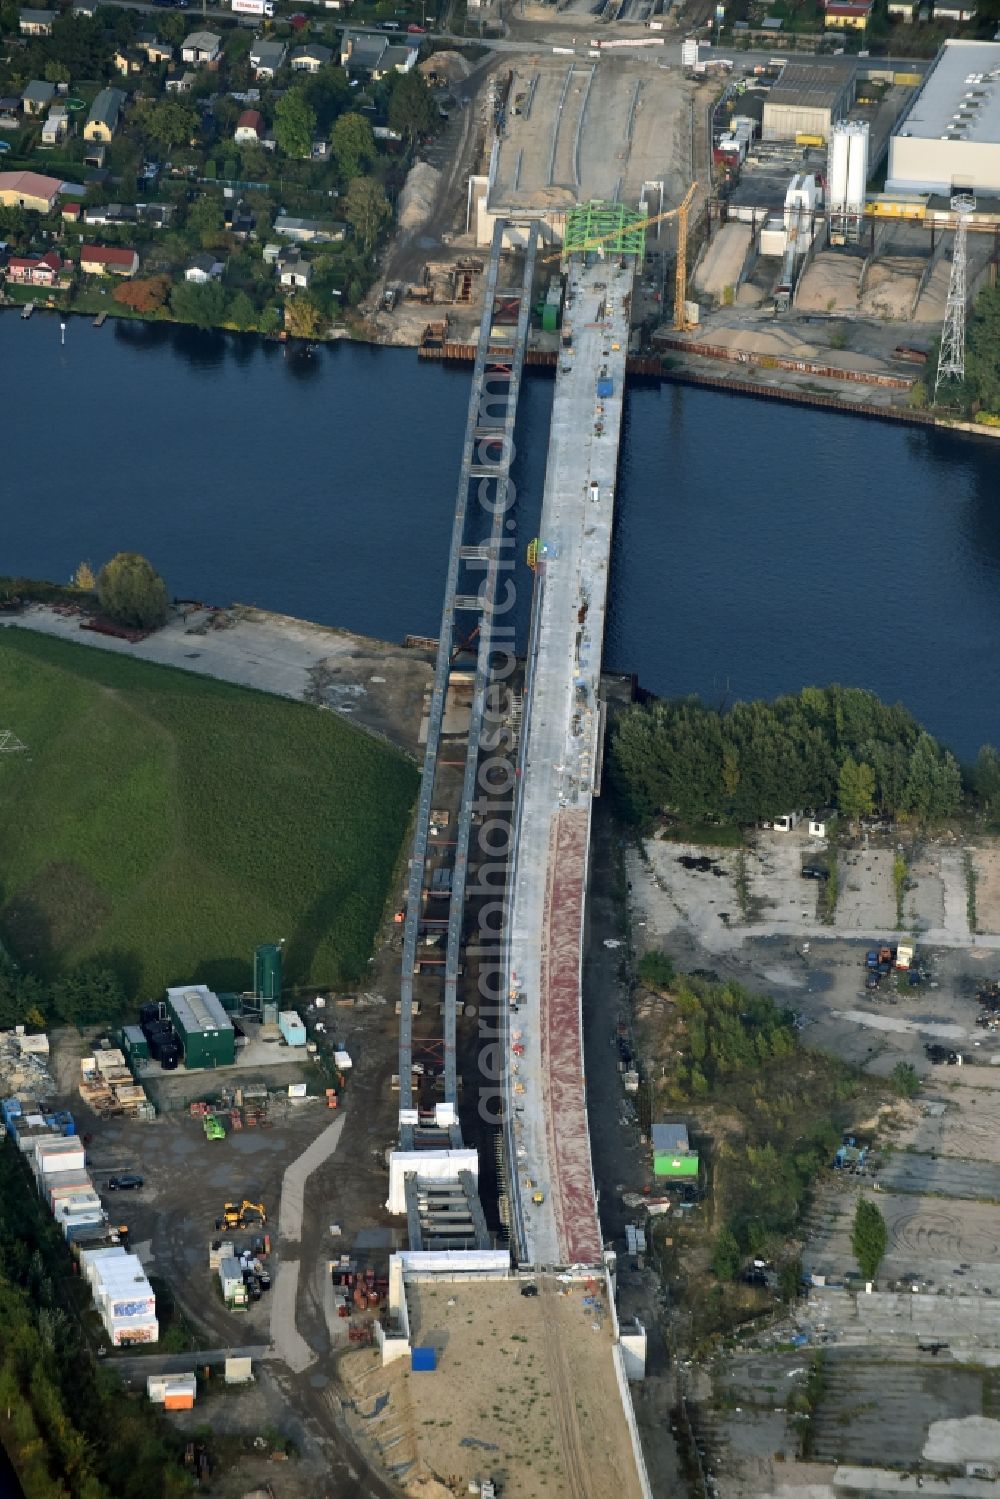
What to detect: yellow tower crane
<box><xmin>540</xmin><ymin>182</ymin><xmax>699</xmax><ymax>330</ymax></box>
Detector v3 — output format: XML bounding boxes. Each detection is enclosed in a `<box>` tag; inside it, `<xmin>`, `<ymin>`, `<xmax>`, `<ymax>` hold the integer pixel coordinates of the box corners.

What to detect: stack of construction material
<box><xmin>31</xmin><ymin>1135</ymin><xmax>106</xmax><ymax>1241</ymax></box>
<box><xmin>81</xmin><ymin>1247</ymin><xmax>158</xmax><ymax>1346</ymax></box>
<box><xmin>147</xmin><ymin>1373</ymin><xmax>196</xmax><ymax>1410</ymax></box>
<box><xmin>79</xmin><ymin>1051</ymin><xmax>152</xmax><ymax>1118</ymax></box>
<box><xmin>0</xmin><ymin>1029</ymin><xmax>56</xmax><ymax>1102</ymax></box>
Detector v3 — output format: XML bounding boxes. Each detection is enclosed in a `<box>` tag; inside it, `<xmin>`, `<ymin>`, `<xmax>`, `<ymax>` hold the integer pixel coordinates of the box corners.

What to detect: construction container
<box><xmin>34</xmin><ymin>1137</ymin><xmax>86</xmax><ymax>1174</ymax></box>
<box><xmin>219</xmin><ymin>1258</ymin><xmax>248</xmax><ymax>1307</ymax></box>
<box><xmin>107</xmin><ymin>1314</ymin><xmax>159</xmax><ymax>1347</ymax></box>
<box><xmin>147</xmin><ymin>1373</ymin><xmax>196</xmax><ymax>1406</ymax></box>
<box><xmin>596</xmin><ymin>377</ymin><xmax>614</xmax><ymax>398</ymax></box>
<box><xmin>225</xmin><ymin>1356</ymin><xmax>253</xmax><ymax>1385</ymax></box>
<box><xmin>122</xmin><ymin>1025</ymin><xmax>149</xmax><ymax>1061</ymax></box>
<box><xmin>278</xmin><ymin>1011</ymin><xmax>307</xmax><ymax>1048</ymax></box>
<box><xmin>411</xmin><ymin>1347</ymin><xmax>437</xmax><ymax>1372</ymax></box>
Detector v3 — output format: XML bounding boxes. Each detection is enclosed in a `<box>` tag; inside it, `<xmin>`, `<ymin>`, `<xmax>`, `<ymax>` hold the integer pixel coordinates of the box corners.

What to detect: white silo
<box><xmin>827</xmin><ymin>124</ymin><xmax>851</xmax><ymax>213</ymax></box>
<box><xmin>845</xmin><ymin>122</ymin><xmax>870</xmax><ymax>214</ymax></box>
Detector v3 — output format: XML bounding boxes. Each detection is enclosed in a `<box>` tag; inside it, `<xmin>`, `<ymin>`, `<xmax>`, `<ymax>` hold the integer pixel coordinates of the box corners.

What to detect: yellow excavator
<box><xmin>219</xmin><ymin>1199</ymin><xmax>267</xmax><ymax>1231</ymax></box>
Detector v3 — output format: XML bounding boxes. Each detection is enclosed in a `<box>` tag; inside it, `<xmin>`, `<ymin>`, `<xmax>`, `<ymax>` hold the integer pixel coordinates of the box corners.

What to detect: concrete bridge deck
<box><xmin>505</xmin><ymin>254</ymin><xmax>633</xmax><ymax>1269</ymax></box>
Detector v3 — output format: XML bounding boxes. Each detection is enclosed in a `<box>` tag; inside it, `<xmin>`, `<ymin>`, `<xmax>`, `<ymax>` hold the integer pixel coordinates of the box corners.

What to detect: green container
<box><xmin>654</xmin><ymin>1152</ymin><xmax>700</xmax><ymax>1178</ymax></box>
<box><xmin>254</xmin><ymin>943</ymin><xmax>283</xmax><ymax>1004</ymax></box>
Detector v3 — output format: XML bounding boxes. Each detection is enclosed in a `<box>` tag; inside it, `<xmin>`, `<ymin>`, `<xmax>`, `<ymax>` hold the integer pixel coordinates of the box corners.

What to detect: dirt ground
<box><xmin>340</xmin><ymin>1276</ymin><xmax>644</xmax><ymax>1499</ymax></box>
<box><xmin>3</xmin><ymin>606</ymin><xmax>434</xmax><ymax>757</ymax></box>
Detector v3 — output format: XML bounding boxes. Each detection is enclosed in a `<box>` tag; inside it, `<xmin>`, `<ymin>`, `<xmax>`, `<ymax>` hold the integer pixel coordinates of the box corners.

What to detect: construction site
<box><xmin>374</xmin><ymin>39</ymin><xmax>1000</xmax><ymax>419</ymax></box>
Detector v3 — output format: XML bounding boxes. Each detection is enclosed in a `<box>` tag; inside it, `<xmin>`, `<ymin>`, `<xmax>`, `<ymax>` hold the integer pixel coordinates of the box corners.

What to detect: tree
<box><xmin>186</xmin><ymin>193</ymin><xmax>225</xmax><ymax>248</ymax></box>
<box><xmin>284</xmin><ymin>295</ymin><xmax>323</xmax><ymax>338</ymax></box>
<box><xmin>891</xmin><ymin>1061</ymin><xmax>920</xmax><ymax>1099</ymax></box>
<box><xmin>73</xmin><ymin>562</ymin><xmax>96</xmax><ymax>592</ymax></box>
<box><xmin>331</xmin><ymin>111</ymin><xmax>375</xmax><ymax>180</ymax></box>
<box><xmin>134</xmin><ymin>97</ymin><xmax>198</xmax><ymax>151</ymax></box>
<box><xmin>712</xmin><ymin>1226</ymin><xmax>741</xmax><ymax>1280</ymax></box>
<box><xmin>228</xmin><ymin>290</ymin><xmax>256</xmax><ymax>331</ymax></box>
<box><xmin>257</xmin><ymin>303</ymin><xmax>282</xmax><ymax>336</ymax></box>
<box><xmin>170</xmin><ymin>278</ymin><xmax>227</xmax><ymax>329</ymax></box>
<box><xmin>44</xmin><ymin>59</ymin><xmax>70</xmax><ymax>84</ymax></box>
<box><xmin>387</xmin><ymin>69</ymin><xmax>436</xmax><ymax>143</ymax></box>
<box><xmin>345</xmin><ymin>175</ymin><xmax>391</xmax><ymax>253</ymax></box>
<box><xmin>637</xmin><ymin>950</ymin><xmax>674</xmax><ymax>990</ymax></box>
<box><xmin>851</xmin><ymin>1197</ymin><xmax>887</xmax><ymax>1282</ymax></box>
<box><xmin>838</xmin><ymin>755</ymin><xmax>876</xmax><ymax>821</ymax></box>
<box><xmin>96</xmin><ymin>552</ymin><xmax>168</xmax><ymax>630</ymax></box>
<box><xmin>975</xmin><ymin>745</ymin><xmax>1000</xmax><ymax>813</ymax></box>
<box><xmin>113</xmin><ymin>274</ymin><xmax>170</xmax><ymax>314</ymax></box>
<box><xmin>274</xmin><ymin>87</ymin><xmax>316</xmax><ymax>158</ymax></box>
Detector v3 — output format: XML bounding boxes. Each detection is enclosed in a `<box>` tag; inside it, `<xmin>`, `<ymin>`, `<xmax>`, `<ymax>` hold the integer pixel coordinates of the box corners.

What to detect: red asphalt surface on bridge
<box><xmin>538</xmin><ymin>808</ymin><xmax>603</xmax><ymax>1268</ymax></box>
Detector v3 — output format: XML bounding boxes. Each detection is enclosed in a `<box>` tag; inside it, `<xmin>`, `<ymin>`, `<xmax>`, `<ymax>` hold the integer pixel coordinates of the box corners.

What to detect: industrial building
<box><xmin>762</xmin><ymin>64</ymin><xmax>855</xmax><ymax>142</ymax></box>
<box><xmin>888</xmin><ymin>40</ymin><xmax>1000</xmax><ymax>196</ymax></box>
<box><xmin>164</xmin><ymin>984</ymin><xmax>235</xmax><ymax>1070</ymax></box>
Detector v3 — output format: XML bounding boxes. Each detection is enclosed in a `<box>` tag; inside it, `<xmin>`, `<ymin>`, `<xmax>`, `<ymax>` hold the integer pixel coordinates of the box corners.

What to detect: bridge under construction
<box><xmin>384</xmin><ymin>207</ymin><xmax>652</xmax><ymax>1498</ymax></box>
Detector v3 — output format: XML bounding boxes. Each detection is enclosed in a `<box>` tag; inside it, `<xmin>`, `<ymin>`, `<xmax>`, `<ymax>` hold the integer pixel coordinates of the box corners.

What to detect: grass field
<box><xmin>0</xmin><ymin>630</ymin><xmax>417</xmax><ymax>998</ymax></box>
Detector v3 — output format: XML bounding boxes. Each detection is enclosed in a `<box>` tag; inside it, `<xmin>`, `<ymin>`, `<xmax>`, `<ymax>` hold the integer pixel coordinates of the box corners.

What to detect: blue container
<box><xmin>411</xmin><ymin>1347</ymin><xmax>437</xmax><ymax>1373</ymax></box>
<box><xmin>597</xmin><ymin>377</ymin><xmax>613</xmax><ymax>398</ymax></box>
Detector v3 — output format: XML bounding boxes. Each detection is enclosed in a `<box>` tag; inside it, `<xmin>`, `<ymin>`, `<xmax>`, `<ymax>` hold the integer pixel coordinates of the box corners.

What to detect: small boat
<box><xmin>21</xmin><ymin>302</ymin><xmax>34</xmax><ymax>320</ymax></box>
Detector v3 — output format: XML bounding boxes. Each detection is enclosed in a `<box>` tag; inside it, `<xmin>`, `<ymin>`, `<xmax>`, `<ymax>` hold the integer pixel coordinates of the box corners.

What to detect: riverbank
<box><xmin>0</xmin><ymin>602</ymin><xmax>435</xmax><ymax>758</ymax></box>
<box><xmin>9</xmin><ymin>299</ymin><xmax>999</xmax><ymax>441</ymax></box>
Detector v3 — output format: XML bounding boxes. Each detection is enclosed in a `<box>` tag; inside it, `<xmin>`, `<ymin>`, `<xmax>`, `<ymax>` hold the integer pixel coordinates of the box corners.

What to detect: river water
<box><xmin>4</xmin><ymin>312</ymin><xmax>1000</xmax><ymax>759</ymax></box>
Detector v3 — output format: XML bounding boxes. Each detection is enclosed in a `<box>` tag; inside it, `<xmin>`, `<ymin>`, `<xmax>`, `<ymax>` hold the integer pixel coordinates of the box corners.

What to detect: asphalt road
<box><xmin>69</xmin><ymin>0</ymin><xmax>932</xmax><ymax>76</ymax></box>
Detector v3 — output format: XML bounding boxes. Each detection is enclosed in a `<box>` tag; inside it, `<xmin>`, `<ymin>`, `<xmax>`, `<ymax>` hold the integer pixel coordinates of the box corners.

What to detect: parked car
<box><xmin>865</xmin><ymin>970</ymin><xmax>879</xmax><ymax>990</ymax></box>
<box><xmin>107</xmin><ymin>1174</ymin><xmax>144</xmax><ymax>1191</ymax></box>
<box><xmin>520</xmin><ymin>1284</ymin><xmax>539</xmax><ymax>1298</ymax></box>
<box><xmin>801</xmin><ymin>865</ymin><xmax>828</xmax><ymax>881</ymax></box>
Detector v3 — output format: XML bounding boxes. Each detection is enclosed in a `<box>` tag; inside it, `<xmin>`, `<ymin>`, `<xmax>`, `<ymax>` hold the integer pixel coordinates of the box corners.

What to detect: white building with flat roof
<box><xmin>888</xmin><ymin>40</ymin><xmax>1000</xmax><ymax>195</ymax></box>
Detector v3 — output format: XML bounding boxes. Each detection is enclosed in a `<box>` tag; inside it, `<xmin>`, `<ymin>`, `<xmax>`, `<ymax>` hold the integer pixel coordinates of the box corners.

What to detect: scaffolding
<box><xmin>562</xmin><ymin>201</ymin><xmax>647</xmax><ymax>261</ymax></box>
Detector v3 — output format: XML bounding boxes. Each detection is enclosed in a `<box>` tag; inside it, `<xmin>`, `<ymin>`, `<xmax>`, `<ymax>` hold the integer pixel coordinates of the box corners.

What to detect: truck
<box><xmin>232</xmin><ymin>0</ymin><xmax>275</xmax><ymax>15</ymax></box>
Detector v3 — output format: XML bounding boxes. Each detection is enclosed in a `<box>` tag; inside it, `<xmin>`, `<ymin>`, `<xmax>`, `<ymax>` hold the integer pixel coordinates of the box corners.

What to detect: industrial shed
<box><xmin>762</xmin><ymin>64</ymin><xmax>855</xmax><ymax>142</ymax></box>
<box><xmin>888</xmin><ymin>40</ymin><xmax>1000</xmax><ymax>196</ymax></box>
<box><xmin>164</xmin><ymin>985</ymin><xmax>235</xmax><ymax>1070</ymax></box>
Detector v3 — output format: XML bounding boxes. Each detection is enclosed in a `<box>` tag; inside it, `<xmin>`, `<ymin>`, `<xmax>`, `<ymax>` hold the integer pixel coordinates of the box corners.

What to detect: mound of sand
<box><xmin>397</xmin><ymin>161</ymin><xmax>442</xmax><ymax>233</ymax></box>
<box><xmin>419</xmin><ymin>48</ymin><xmax>471</xmax><ymax>82</ymax></box>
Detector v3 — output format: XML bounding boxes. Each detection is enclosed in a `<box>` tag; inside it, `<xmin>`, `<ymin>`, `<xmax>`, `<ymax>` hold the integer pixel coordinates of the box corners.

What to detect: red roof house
<box><xmin>6</xmin><ymin>250</ymin><xmax>66</xmax><ymax>285</ymax></box>
<box><xmin>79</xmin><ymin>243</ymin><xmax>139</xmax><ymax>277</ymax></box>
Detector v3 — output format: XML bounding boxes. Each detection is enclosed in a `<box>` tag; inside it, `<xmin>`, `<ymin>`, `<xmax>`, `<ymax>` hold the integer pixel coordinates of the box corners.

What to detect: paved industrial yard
<box><xmin>341</xmin><ymin>1278</ymin><xmax>643</xmax><ymax>1499</ymax></box>
<box><xmin>490</xmin><ymin>56</ymin><xmax>691</xmax><ymax>213</ymax></box>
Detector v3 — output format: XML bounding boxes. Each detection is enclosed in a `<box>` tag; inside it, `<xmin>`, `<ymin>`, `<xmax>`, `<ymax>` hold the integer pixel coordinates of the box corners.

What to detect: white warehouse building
<box><xmin>888</xmin><ymin>40</ymin><xmax>1000</xmax><ymax>196</ymax></box>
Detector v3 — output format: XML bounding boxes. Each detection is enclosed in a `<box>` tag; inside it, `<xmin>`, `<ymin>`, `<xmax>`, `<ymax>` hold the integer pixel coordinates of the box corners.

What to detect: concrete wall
<box><xmin>612</xmin><ymin>1345</ymin><xmax>655</xmax><ymax>1499</ymax></box>
<box><xmin>889</xmin><ymin>134</ymin><xmax>1000</xmax><ymax>195</ymax></box>
<box><xmin>386</xmin><ymin>1149</ymin><xmax>479</xmax><ymax>1215</ymax></box>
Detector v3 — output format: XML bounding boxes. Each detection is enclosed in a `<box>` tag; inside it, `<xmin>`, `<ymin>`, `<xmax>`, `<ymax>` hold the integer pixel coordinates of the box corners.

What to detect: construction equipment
<box><xmin>204</xmin><ymin>1113</ymin><xmax>225</xmax><ymax>1141</ymax></box>
<box><xmin>540</xmin><ymin>183</ymin><xmax>698</xmax><ymax>332</ymax></box>
<box><xmin>219</xmin><ymin>1199</ymin><xmax>267</xmax><ymax>1231</ymax></box>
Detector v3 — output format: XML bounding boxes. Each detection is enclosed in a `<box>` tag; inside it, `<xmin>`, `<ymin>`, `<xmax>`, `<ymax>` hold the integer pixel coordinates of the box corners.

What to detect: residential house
<box><xmin>84</xmin><ymin>201</ymin><xmax>171</xmax><ymax>228</ymax></box>
<box><xmin>79</xmin><ymin>243</ymin><xmax>138</xmax><ymax>277</ymax></box>
<box><xmin>181</xmin><ymin>31</ymin><xmax>222</xmax><ymax>65</ymax></box>
<box><xmin>82</xmin><ymin>143</ymin><xmax>105</xmax><ymax>168</ymax></box>
<box><xmin>19</xmin><ymin>9</ymin><xmax>54</xmax><ymax>36</ymax></box>
<box><xmin>136</xmin><ymin>34</ymin><xmax>173</xmax><ymax>63</ymax></box>
<box><xmin>935</xmin><ymin>0</ymin><xmax>976</xmax><ymax>16</ymax></box>
<box><xmin>165</xmin><ymin>72</ymin><xmax>197</xmax><ymax>94</ymax></box>
<box><xmin>340</xmin><ymin>31</ymin><xmax>418</xmax><ymax>78</ymax></box>
<box><xmin>823</xmin><ymin>0</ymin><xmax>873</xmax><ymax>24</ymax></box>
<box><xmin>277</xmin><ymin>249</ymin><xmax>312</xmax><ymax>288</ymax></box>
<box><xmin>83</xmin><ymin>87</ymin><xmax>126</xmax><ymax>142</ymax></box>
<box><xmin>114</xmin><ymin>47</ymin><xmax>145</xmax><ymax>77</ymax></box>
<box><xmin>21</xmin><ymin>79</ymin><xmax>56</xmax><ymax>116</ymax></box>
<box><xmin>249</xmin><ymin>39</ymin><xmax>287</xmax><ymax>79</ymax></box>
<box><xmin>61</xmin><ymin>200</ymin><xmax>82</xmax><ymax>222</ymax></box>
<box><xmin>0</xmin><ymin>169</ymin><xmax>62</xmax><ymax>212</ymax></box>
<box><xmin>234</xmin><ymin>108</ymin><xmax>264</xmax><ymax>144</ymax></box>
<box><xmin>273</xmin><ymin>213</ymin><xmax>344</xmax><ymax>243</ymax></box>
<box><xmin>185</xmin><ymin>251</ymin><xmax>224</xmax><ymax>283</ymax></box>
<box><xmin>224</xmin><ymin>205</ymin><xmax>255</xmax><ymax>237</ymax></box>
<box><xmin>290</xmin><ymin>42</ymin><xmax>332</xmax><ymax>72</ymax></box>
<box><xmin>5</xmin><ymin>250</ymin><xmax>66</xmax><ymax>285</ymax></box>
<box><xmin>41</xmin><ymin>106</ymin><xmax>71</xmax><ymax>145</ymax></box>
<box><xmin>71</xmin><ymin>0</ymin><xmax>98</xmax><ymax>15</ymax></box>
<box><xmin>887</xmin><ymin>0</ymin><xmax>915</xmax><ymax>15</ymax></box>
